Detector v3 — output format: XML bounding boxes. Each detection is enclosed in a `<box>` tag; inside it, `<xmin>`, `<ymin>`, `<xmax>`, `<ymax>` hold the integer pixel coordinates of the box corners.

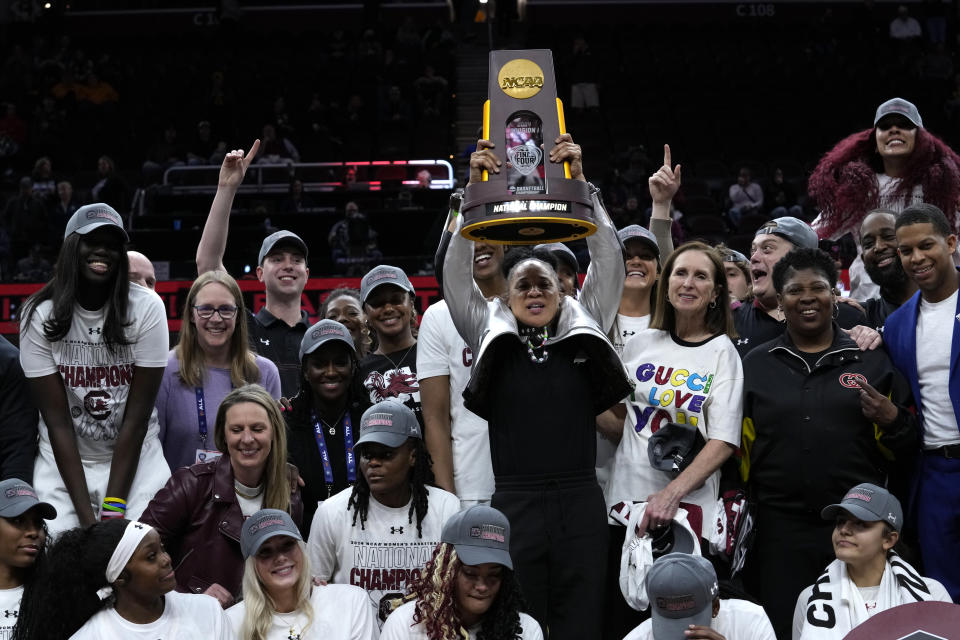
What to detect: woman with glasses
<box><xmin>155</xmin><ymin>271</ymin><xmax>281</xmax><ymax>471</ymax></box>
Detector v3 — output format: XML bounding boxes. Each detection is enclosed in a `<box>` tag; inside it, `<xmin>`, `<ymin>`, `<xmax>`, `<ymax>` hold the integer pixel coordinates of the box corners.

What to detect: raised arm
<box><xmin>196</xmin><ymin>139</ymin><xmax>260</xmax><ymax>274</ymax></box>
<box><xmin>442</xmin><ymin>140</ymin><xmax>497</xmax><ymax>352</ymax></box>
<box><xmin>649</xmin><ymin>143</ymin><xmax>681</xmax><ymax>260</ymax></box>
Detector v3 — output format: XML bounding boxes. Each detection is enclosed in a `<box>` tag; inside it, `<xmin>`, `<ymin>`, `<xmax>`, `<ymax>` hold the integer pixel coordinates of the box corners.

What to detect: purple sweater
<box><xmin>155</xmin><ymin>350</ymin><xmax>281</xmax><ymax>471</ymax></box>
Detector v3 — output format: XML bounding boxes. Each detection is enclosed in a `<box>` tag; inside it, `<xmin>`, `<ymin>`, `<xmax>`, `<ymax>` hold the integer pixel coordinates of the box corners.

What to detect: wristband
<box><xmin>101</xmin><ymin>497</ymin><xmax>127</xmax><ymax>520</ymax></box>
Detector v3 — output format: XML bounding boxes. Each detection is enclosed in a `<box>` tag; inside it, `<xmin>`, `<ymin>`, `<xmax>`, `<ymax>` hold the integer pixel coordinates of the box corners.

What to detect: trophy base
<box><xmin>460</xmin><ymin>179</ymin><xmax>596</xmax><ymax>245</ymax></box>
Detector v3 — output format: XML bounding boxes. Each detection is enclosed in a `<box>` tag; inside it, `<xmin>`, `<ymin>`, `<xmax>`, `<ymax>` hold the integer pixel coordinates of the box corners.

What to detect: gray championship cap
<box><xmin>754</xmin><ymin>216</ymin><xmax>818</xmax><ymax>250</ymax></box>
<box><xmin>821</xmin><ymin>483</ymin><xmax>904</xmax><ymax>533</ymax></box>
<box><xmin>442</xmin><ymin>505</ymin><xmax>513</xmax><ymax>569</ymax></box>
<box><xmin>64</xmin><ymin>203</ymin><xmax>129</xmax><ymax>241</ymax></box>
<box><xmin>647</xmin><ymin>553</ymin><xmax>719</xmax><ymax>639</ymax></box>
<box><xmin>721</xmin><ymin>248</ymin><xmax>749</xmax><ymax>264</ymax></box>
<box><xmin>874</xmin><ymin>97</ymin><xmax>923</xmax><ymax>129</ymax></box>
<box><xmin>355</xmin><ymin>400</ymin><xmax>422</xmax><ymax>448</ymax></box>
<box><xmin>618</xmin><ymin>225</ymin><xmax>661</xmax><ymax>257</ymax></box>
<box><xmin>258</xmin><ymin>230</ymin><xmax>309</xmax><ymax>265</ymax></box>
<box><xmin>534</xmin><ymin>243</ymin><xmax>579</xmax><ymax>274</ymax></box>
<box><xmin>648</xmin><ymin>422</ymin><xmax>707</xmax><ymax>479</ymax></box>
<box><xmin>299</xmin><ymin>319</ymin><xmax>356</xmax><ymax>361</ymax></box>
<box><xmin>240</xmin><ymin>508</ymin><xmax>303</xmax><ymax>559</ymax></box>
<box><xmin>360</xmin><ymin>265</ymin><xmax>415</xmax><ymax>304</ymax></box>
<box><xmin>0</xmin><ymin>478</ymin><xmax>56</xmax><ymax>520</ymax></box>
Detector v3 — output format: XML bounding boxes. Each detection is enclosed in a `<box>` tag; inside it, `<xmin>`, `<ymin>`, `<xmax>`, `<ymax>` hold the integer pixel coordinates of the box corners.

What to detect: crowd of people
<box><xmin>0</xmin><ymin>79</ymin><xmax>958</xmax><ymax>640</ymax></box>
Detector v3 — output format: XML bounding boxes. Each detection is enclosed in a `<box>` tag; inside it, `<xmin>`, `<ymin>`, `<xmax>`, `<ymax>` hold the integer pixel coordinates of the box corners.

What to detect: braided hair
<box><xmin>13</xmin><ymin>519</ymin><xmax>128</xmax><ymax>640</ymax></box>
<box><xmin>348</xmin><ymin>437</ymin><xmax>435</xmax><ymax>537</ymax></box>
<box><xmin>408</xmin><ymin>543</ymin><xmax>527</xmax><ymax>640</ymax></box>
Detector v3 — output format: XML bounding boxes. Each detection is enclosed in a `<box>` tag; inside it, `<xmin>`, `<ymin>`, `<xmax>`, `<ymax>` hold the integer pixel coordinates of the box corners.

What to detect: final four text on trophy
<box><xmin>460</xmin><ymin>50</ymin><xmax>596</xmax><ymax>245</ymax></box>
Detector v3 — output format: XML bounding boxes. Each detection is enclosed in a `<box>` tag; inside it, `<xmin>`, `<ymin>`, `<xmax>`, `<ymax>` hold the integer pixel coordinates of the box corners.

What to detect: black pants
<box><xmin>743</xmin><ymin>508</ymin><xmax>834</xmax><ymax>640</ymax></box>
<box><xmin>492</xmin><ymin>473</ymin><xmax>608</xmax><ymax>640</ymax></box>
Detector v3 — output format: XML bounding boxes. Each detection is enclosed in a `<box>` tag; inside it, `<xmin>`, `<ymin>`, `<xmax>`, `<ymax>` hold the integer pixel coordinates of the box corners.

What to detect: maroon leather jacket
<box><xmin>139</xmin><ymin>454</ymin><xmax>303</xmax><ymax>602</ymax></box>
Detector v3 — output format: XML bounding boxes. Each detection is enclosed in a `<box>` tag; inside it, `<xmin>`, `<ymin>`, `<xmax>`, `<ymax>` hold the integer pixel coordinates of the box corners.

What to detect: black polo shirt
<box><xmin>863</xmin><ymin>296</ymin><xmax>901</xmax><ymax>333</ymax></box>
<box><xmin>248</xmin><ymin>308</ymin><xmax>310</xmax><ymax>398</ymax></box>
<box><xmin>733</xmin><ymin>298</ymin><xmax>866</xmax><ymax>358</ymax></box>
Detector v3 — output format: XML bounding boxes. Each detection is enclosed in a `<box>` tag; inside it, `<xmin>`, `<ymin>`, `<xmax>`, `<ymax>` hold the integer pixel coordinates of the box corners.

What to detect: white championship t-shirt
<box><xmin>308</xmin><ymin>485</ymin><xmax>460</xmax><ymax>626</ymax></box>
<box><xmin>381</xmin><ymin>599</ymin><xmax>543</xmax><ymax>640</ymax></box>
<box><xmin>0</xmin><ymin>585</ymin><xmax>22</xmax><ymax>640</ymax></box>
<box><xmin>69</xmin><ymin>591</ymin><xmax>231</xmax><ymax>639</ymax></box>
<box><xmin>625</xmin><ymin>598</ymin><xmax>776</xmax><ymax>640</ymax></box>
<box><xmin>226</xmin><ymin>583</ymin><xmax>377</xmax><ymax>640</ymax></box>
<box><xmin>916</xmin><ymin>289</ymin><xmax>960</xmax><ymax>448</ymax></box>
<box><xmin>416</xmin><ymin>300</ymin><xmax>494</xmax><ymax>502</ymax></box>
<box><xmin>608</xmin><ymin>329</ymin><xmax>743</xmax><ymax>537</ymax></box>
<box><xmin>20</xmin><ymin>284</ymin><xmax>169</xmax><ymax>460</ymax></box>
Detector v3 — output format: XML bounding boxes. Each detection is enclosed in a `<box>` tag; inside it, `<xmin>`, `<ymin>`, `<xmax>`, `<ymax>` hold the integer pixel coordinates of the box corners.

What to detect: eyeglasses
<box><xmin>193</xmin><ymin>305</ymin><xmax>238</xmax><ymax>320</ymax></box>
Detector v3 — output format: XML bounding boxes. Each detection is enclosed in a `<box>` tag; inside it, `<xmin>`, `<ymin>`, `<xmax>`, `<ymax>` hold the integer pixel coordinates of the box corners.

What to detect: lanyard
<box><xmin>195</xmin><ymin>387</ymin><xmax>209</xmax><ymax>446</ymax></box>
<box><xmin>311</xmin><ymin>410</ymin><xmax>357</xmax><ymax>485</ymax></box>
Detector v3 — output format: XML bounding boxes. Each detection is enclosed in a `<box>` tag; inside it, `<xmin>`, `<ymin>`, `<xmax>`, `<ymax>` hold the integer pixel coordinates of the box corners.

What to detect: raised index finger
<box><xmin>663</xmin><ymin>143</ymin><xmax>672</xmax><ymax>169</ymax></box>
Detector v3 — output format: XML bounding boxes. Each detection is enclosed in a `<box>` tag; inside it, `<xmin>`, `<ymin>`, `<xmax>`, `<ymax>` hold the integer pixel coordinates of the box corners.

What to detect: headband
<box><xmin>96</xmin><ymin>521</ymin><xmax>154</xmax><ymax>601</ymax></box>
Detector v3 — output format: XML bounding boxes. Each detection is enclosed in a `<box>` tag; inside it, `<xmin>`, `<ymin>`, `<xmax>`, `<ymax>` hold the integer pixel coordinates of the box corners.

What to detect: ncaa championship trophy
<box><xmin>460</xmin><ymin>50</ymin><xmax>596</xmax><ymax>244</ymax></box>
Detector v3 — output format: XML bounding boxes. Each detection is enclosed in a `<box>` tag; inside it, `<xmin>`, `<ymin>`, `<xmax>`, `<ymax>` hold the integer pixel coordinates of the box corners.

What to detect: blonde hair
<box><xmin>239</xmin><ymin>540</ymin><xmax>314</xmax><ymax>640</ymax></box>
<box><xmin>177</xmin><ymin>271</ymin><xmax>259</xmax><ymax>388</ymax></box>
<box><xmin>213</xmin><ymin>385</ymin><xmax>291</xmax><ymax>513</ymax></box>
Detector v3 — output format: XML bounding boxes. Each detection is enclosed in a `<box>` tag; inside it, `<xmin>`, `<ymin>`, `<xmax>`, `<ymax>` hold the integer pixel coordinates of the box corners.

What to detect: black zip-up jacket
<box><xmin>740</xmin><ymin>323</ymin><xmax>918</xmax><ymax>515</ymax></box>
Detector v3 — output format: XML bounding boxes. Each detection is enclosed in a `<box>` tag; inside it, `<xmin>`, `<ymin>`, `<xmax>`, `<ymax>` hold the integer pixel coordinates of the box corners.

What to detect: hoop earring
<box><xmin>709</xmin><ymin>299</ymin><xmax>717</xmax><ymax>309</ymax></box>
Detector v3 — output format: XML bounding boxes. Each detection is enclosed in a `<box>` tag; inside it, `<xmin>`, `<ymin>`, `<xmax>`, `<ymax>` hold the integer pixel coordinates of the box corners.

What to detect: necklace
<box><xmin>275</xmin><ymin>610</ymin><xmax>303</xmax><ymax>640</ymax></box>
<box><xmin>233</xmin><ymin>479</ymin><xmax>264</xmax><ymax>499</ymax></box>
<box><xmin>525</xmin><ymin>327</ymin><xmax>550</xmax><ymax>364</ymax></box>
<box><xmin>316</xmin><ymin>407</ymin><xmax>347</xmax><ymax>436</ymax></box>
<box><xmin>379</xmin><ymin>343</ymin><xmax>415</xmax><ymax>371</ymax></box>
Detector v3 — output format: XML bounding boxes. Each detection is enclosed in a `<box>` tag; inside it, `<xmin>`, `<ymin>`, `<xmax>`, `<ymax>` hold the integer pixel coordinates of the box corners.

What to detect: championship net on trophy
<box><xmin>460</xmin><ymin>50</ymin><xmax>597</xmax><ymax>245</ymax></box>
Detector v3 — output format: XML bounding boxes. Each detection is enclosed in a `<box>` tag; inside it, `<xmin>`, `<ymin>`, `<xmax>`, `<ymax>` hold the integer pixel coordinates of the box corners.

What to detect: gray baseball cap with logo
<box><xmin>618</xmin><ymin>224</ymin><xmax>661</xmax><ymax>257</ymax></box>
<box><xmin>534</xmin><ymin>242</ymin><xmax>579</xmax><ymax>275</ymax></box>
<box><xmin>258</xmin><ymin>230</ymin><xmax>309</xmax><ymax>265</ymax></box>
<box><xmin>64</xmin><ymin>203</ymin><xmax>129</xmax><ymax>241</ymax></box>
<box><xmin>874</xmin><ymin>97</ymin><xmax>923</xmax><ymax>129</ymax></box>
<box><xmin>442</xmin><ymin>505</ymin><xmax>513</xmax><ymax>569</ymax></box>
<box><xmin>647</xmin><ymin>553</ymin><xmax>718</xmax><ymax>639</ymax></box>
<box><xmin>299</xmin><ymin>319</ymin><xmax>356</xmax><ymax>361</ymax></box>
<box><xmin>0</xmin><ymin>478</ymin><xmax>56</xmax><ymax>520</ymax></box>
<box><xmin>754</xmin><ymin>216</ymin><xmax>818</xmax><ymax>250</ymax></box>
<box><xmin>360</xmin><ymin>265</ymin><xmax>416</xmax><ymax>304</ymax></box>
<box><xmin>240</xmin><ymin>508</ymin><xmax>303</xmax><ymax>559</ymax></box>
<box><xmin>355</xmin><ymin>400</ymin><xmax>422</xmax><ymax>448</ymax></box>
<box><xmin>821</xmin><ymin>483</ymin><xmax>904</xmax><ymax>533</ymax></box>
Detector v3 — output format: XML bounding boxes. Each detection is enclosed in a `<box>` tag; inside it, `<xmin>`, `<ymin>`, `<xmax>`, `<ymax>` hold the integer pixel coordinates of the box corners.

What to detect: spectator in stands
<box><xmin>307</xmin><ymin>400</ymin><xmax>459</xmax><ymax>628</ymax></box>
<box><xmin>624</xmin><ymin>553</ymin><xmax>776</xmax><ymax>640</ymax></box>
<box><xmin>16</xmin><ymin>519</ymin><xmax>230</xmax><ymax>640</ymax></box>
<box><xmin>75</xmin><ymin>72</ymin><xmax>118</xmax><ymax>114</ymax></box>
<box><xmin>321</xmin><ymin>288</ymin><xmax>371</xmax><ymax>358</ymax></box>
<box><xmin>567</xmin><ymin>35</ymin><xmax>600</xmax><ymax>112</ymax></box>
<box><xmin>889</xmin><ymin>5</ymin><xmax>922</xmax><ymax>41</ymax></box>
<box><xmin>143</xmin><ymin>123</ymin><xmax>186</xmax><ymax>185</ymax></box>
<box><xmin>49</xmin><ymin>69</ymin><xmax>79</xmax><ymax>103</ymax></box>
<box><xmin>90</xmin><ymin>155</ymin><xmax>129</xmax><ymax>213</ymax></box>
<box><xmin>716</xmin><ymin>244</ymin><xmax>752</xmax><ymax>302</ymax></box>
<box><xmin>48</xmin><ymin>180</ymin><xmax>78</xmax><ymax>239</ymax></box>
<box><xmin>279</xmin><ymin>179</ymin><xmax>316</xmax><ymax>214</ymax></box>
<box><xmin>154</xmin><ymin>271</ymin><xmax>281</xmax><ymax>471</ymax></box>
<box><xmin>285</xmin><ymin>320</ymin><xmax>370</xmax><ymax>534</ymax></box>
<box><xmin>197</xmin><ymin>140</ymin><xmax>313</xmax><ymax>398</ymax></box>
<box><xmin>808</xmin><ymin>98</ymin><xmax>960</xmax><ymax>299</ymax></box>
<box><xmin>380</xmin><ymin>505</ymin><xmax>544</xmax><ymax>640</ymax></box>
<box><xmin>0</xmin><ymin>103</ymin><xmax>27</xmax><ymax>159</ymax></box>
<box><xmin>257</xmin><ymin>123</ymin><xmax>300</xmax><ymax>163</ymax></box>
<box><xmin>765</xmin><ymin>167</ymin><xmax>803</xmax><ymax>219</ymax></box>
<box><xmin>127</xmin><ymin>250</ymin><xmax>156</xmax><ymax>290</ymax></box>
<box><xmin>735</xmin><ymin>217</ymin><xmax>873</xmax><ymax>358</ymax></box>
<box><xmin>186</xmin><ymin>120</ymin><xmax>225</xmax><ymax>166</ymax></box>
<box><xmin>859</xmin><ymin>209</ymin><xmax>916</xmax><ymax>330</ymax></box>
<box><xmin>30</xmin><ymin>156</ymin><xmax>56</xmax><ymax>198</ymax></box>
<box><xmin>884</xmin><ymin>204</ymin><xmax>960</xmax><ymax>601</ymax></box>
<box><xmin>0</xmin><ymin>478</ymin><xmax>54</xmax><ymax>638</ymax></box>
<box><xmin>19</xmin><ymin>204</ymin><xmax>170</xmax><ymax>535</ymax></box>
<box><xmin>418</xmin><ymin>233</ymin><xmax>505</xmax><ymax>506</ymax></box>
<box><xmin>141</xmin><ymin>384</ymin><xmax>303</xmax><ymax>609</ymax></box>
<box><xmin>271</xmin><ymin>96</ymin><xmax>294</xmax><ymax>140</ymax></box>
<box><xmin>413</xmin><ymin>65</ymin><xmax>448</xmax><ymax>118</ymax></box>
<box><xmin>740</xmin><ymin>248</ymin><xmax>918</xmax><ymax>638</ymax></box>
<box><xmin>226</xmin><ymin>509</ymin><xmax>377</xmax><ymax>639</ymax></box>
<box><xmin>0</xmin><ymin>337</ymin><xmax>39</xmax><ymax>482</ymax></box>
<box><xmin>13</xmin><ymin>244</ymin><xmax>51</xmax><ymax>282</ymax></box>
<box><xmin>444</xmin><ymin>134</ymin><xmax>630</xmax><ymax>640</ymax></box>
<box><xmin>328</xmin><ymin>201</ymin><xmax>382</xmax><ymax>277</ymax></box>
<box><xmin>728</xmin><ymin>167</ymin><xmax>764</xmax><ymax>229</ymax></box>
<box><xmin>792</xmin><ymin>484</ymin><xmax>951</xmax><ymax>640</ymax></box>
<box><xmin>3</xmin><ymin>177</ymin><xmax>47</xmax><ymax>269</ymax></box>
